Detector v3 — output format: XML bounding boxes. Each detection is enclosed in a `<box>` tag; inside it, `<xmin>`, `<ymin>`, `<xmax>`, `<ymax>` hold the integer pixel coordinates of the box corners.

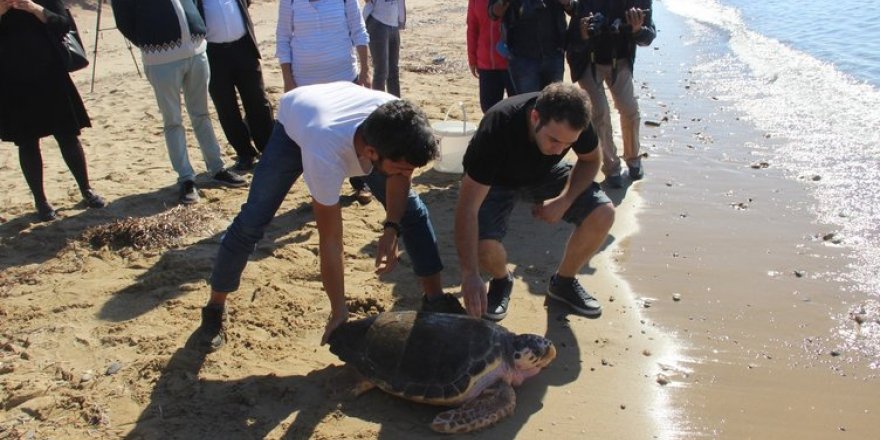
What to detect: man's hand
<box><xmin>625</xmin><ymin>7</ymin><xmax>645</xmax><ymax>34</ymax></box>
<box><xmin>10</xmin><ymin>0</ymin><xmax>40</xmax><ymax>15</ymax></box>
<box><xmin>532</xmin><ymin>196</ymin><xmax>570</xmax><ymax>224</ymax></box>
<box><xmin>461</xmin><ymin>273</ymin><xmax>487</xmax><ymax>318</ymax></box>
<box><xmin>357</xmin><ymin>69</ymin><xmax>371</xmax><ymax>88</ymax></box>
<box><xmin>374</xmin><ymin>228</ymin><xmax>399</xmax><ymax>274</ymax></box>
<box><xmin>320</xmin><ymin>309</ymin><xmax>349</xmax><ymax>345</ymax></box>
<box><xmin>469</xmin><ymin>64</ymin><xmax>479</xmax><ymax>78</ymax></box>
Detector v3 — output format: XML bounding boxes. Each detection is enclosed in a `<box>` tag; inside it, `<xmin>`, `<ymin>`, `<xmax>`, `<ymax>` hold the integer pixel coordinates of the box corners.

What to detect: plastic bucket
<box><xmin>432</xmin><ymin>103</ymin><xmax>476</xmax><ymax>174</ymax></box>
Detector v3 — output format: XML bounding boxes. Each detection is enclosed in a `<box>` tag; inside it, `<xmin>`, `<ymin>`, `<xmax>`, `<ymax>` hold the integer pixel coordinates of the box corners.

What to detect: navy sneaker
<box><xmin>421</xmin><ymin>293</ymin><xmax>467</xmax><ymax>315</ymax></box>
<box><xmin>484</xmin><ymin>273</ymin><xmax>513</xmax><ymax>321</ymax></box>
<box><xmin>605</xmin><ymin>173</ymin><xmax>624</xmax><ymax>189</ymax></box>
<box><xmin>547</xmin><ymin>274</ymin><xmax>602</xmax><ymax>316</ymax></box>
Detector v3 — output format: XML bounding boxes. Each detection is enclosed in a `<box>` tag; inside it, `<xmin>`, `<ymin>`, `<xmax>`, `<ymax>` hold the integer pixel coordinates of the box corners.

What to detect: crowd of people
<box><xmin>0</xmin><ymin>0</ymin><xmax>655</xmax><ymax>350</ymax></box>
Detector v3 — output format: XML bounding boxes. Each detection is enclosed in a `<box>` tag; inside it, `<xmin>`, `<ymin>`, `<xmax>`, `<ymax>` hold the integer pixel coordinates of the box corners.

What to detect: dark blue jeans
<box><xmin>507</xmin><ymin>52</ymin><xmax>564</xmax><ymax>95</ymax></box>
<box><xmin>210</xmin><ymin>122</ymin><xmax>443</xmax><ymax>292</ymax></box>
<box><xmin>478</xmin><ymin>69</ymin><xmax>515</xmax><ymax>112</ymax></box>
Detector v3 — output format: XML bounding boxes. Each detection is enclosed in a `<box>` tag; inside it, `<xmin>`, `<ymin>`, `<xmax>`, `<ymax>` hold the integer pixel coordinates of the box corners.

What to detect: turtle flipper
<box><xmin>430</xmin><ymin>382</ymin><xmax>516</xmax><ymax>434</ymax></box>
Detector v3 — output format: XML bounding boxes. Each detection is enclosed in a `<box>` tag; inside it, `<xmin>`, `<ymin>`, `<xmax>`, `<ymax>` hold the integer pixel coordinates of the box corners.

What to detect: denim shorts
<box><xmin>478</xmin><ymin>163</ymin><xmax>611</xmax><ymax>241</ymax></box>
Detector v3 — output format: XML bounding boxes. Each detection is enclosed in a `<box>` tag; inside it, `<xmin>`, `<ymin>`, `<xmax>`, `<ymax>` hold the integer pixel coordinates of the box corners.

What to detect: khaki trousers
<box><xmin>577</xmin><ymin>61</ymin><xmax>641</xmax><ymax>176</ymax></box>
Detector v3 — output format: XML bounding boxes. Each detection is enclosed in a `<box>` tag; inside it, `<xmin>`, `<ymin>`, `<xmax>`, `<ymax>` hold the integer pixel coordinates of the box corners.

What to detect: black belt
<box><xmin>207</xmin><ymin>34</ymin><xmax>248</xmax><ymax>49</ymax></box>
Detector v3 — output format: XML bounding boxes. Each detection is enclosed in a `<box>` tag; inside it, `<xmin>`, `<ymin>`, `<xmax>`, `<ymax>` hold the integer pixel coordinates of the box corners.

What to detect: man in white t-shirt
<box><xmin>197</xmin><ymin>81</ymin><xmax>465</xmax><ymax>351</ymax></box>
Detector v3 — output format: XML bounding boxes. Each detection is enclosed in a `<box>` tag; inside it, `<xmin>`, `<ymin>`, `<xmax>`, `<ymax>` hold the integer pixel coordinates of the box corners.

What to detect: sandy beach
<box><xmin>1</xmin><ymin>0</ymin><xmax>877</xmax><ymax>439</ymax></box>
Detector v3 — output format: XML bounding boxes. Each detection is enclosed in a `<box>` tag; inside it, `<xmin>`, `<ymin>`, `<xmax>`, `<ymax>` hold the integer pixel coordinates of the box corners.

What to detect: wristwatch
<box><xmin>383</xmin><ymin>221</ymin><xmax>402</xmax><ymax>237</ymax></box>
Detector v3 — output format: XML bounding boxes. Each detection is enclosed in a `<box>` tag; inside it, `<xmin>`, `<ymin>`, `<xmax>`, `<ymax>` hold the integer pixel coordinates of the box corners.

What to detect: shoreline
<box><xmin>626</xmin><ymin>3</ymin><xmax>880</xmax><ymax>437</ymax></box>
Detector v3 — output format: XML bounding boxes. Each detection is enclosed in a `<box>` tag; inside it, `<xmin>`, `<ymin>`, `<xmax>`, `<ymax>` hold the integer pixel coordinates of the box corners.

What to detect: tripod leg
<box><xmin>125</xmin><ymin>39</ymin><xmax>143</xmax><ymax>78</ymax></box>
<box><xmin>90</xmin><ymin>0</ymin><xmax>103</xmax><ymax>92</ymax></box>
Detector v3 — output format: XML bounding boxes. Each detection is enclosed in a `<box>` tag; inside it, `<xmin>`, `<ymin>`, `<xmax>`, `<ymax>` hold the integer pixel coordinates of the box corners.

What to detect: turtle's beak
<box><xmin>540</xmin><ymin>342</ymin><xmax>557</xmax><ymax>367</ymax></box>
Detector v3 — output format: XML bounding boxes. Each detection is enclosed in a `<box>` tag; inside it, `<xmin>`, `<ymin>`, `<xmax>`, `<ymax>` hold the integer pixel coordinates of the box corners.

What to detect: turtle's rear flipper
<box><xmin>430</xmin><ymin>382</ymin><xmax>516</xmax><ymax>434</ymax></box>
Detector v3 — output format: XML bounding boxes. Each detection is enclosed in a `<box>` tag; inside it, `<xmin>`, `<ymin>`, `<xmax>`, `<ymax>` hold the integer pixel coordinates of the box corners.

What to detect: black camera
<box><xmin>584</xmin><ymin>12</ymin><xmax>606</xmax><ymax>37</ymax></box>
<box><xmin>609</xmin><ymin>18</ymin><xmax>632</xmax><ymax>34</ymax></box>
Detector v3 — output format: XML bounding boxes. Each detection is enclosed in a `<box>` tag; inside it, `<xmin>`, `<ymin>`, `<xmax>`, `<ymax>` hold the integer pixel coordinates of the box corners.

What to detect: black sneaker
<box><xmin>232</xmin><ymin>157</ymin><xmax>257</xmax><ymax>172</ymax></box>
<box><xmin>605</xmin><ymin>173</ymin><xmax>624</xmax><ymax>189</ymax></box>
<box><xmin>421</xmin><ymin>293</ymin><xmax>467</xmax><ymax>315</ymax></box>
<box><xmin>179</xmin><ymin>180</ymin><xmax>199</xmax><ymax>205</ymax></box>
<box><xmin>547</xmin><ymin>274</ymin><xmax>602</xmax><ymax>316</ymax></box>
<box><xmin>213</xmin><ymin>168</ymin><xmax>248</xmax><ymax>188</ymax></box>
<box><xmin>36</xmin><ymin>200</ymin><xmax>58</xmax><ymax>222</ymax></box>
<box><xmin>199</xmin><ymin>304</ymin><xmax>227</xmax><ymax>352</ymax></box>
<box><xmin>628</xmin><ymin>164</ymin><xmax>644</xmax><ymax>181</ymax></box>
<box><xmin>484</xmin><ymin>274</ymin><xmax>513</xmax><ymax>321</ymax></box>
<box><xmin>82</xmin><ymin>189</ymin><xmax>107</xmax><ymax>208</ymax></box>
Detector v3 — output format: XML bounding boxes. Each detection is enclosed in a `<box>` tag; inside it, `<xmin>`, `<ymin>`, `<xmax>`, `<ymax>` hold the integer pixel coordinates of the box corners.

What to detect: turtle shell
<box><xmin>328</xmin><ymin>311</ymin><xmax>512</xmax><ymax>405</ymax></box>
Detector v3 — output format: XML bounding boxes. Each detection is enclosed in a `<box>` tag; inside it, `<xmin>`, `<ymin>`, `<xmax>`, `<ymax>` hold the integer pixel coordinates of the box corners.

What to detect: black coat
<box><xmin>0</xmin><ymin>0</ymin><xmax>90</xmax><ymax>143</ymax></box>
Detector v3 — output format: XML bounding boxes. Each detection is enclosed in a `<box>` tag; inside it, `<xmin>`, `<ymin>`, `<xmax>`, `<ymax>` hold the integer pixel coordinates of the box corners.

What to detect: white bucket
<box><xmin>432</xmin><ymin>103</ymin><xmax>476</xmax><ymax>174</ymax></box>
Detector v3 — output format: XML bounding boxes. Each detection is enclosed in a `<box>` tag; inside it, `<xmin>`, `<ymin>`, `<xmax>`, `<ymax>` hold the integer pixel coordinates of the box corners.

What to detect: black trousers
<box><xmin>207</xmin><ymin>36</ymin><xmax>274</xmax><ymax>161</ymax></box>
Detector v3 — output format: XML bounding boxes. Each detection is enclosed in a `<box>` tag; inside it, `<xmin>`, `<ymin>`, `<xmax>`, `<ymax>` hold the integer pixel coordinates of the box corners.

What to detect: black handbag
<box><xmin>60</xmin><ymin>9</ymin><xmax>89</xmax><ymax>72</ymax></box>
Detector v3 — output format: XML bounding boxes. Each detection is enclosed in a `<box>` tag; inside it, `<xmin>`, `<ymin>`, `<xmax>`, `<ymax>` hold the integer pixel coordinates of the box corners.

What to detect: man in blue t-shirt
<box><xmin>455</xmin><ymin>82</ymin><xmax>614</xmax><ymax>321</ymax></box>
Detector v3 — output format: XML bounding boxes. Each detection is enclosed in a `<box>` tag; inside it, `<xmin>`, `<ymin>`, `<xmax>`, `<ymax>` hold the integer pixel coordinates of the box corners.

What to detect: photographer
<box><xmin>489</xmin><ymin>0</ymin><xmax>575</xmax><ymax>94</ymax></box>
<box><xmin>566</xmin><ymin>0</ymin><xmax>655</xmax><ymax>187</ymax></box>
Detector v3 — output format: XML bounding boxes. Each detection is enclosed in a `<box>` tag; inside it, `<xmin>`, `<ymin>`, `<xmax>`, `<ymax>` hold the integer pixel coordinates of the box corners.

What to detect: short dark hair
<box><xmin>361</xmin><ymin>100</ymin><xmax>438</xmax><ymax>167</ymax></box>
<box><xmin>533</xmin><ymin>83</ymin><xmax>590</xmax><ymax>132</ymax></box>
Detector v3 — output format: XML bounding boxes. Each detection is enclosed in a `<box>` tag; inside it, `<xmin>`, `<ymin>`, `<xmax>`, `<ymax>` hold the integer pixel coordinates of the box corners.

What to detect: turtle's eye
<box><xmin>514</xmin><ymin>352</ymin><xmax>522</xmax><ymax>360</ymax></box>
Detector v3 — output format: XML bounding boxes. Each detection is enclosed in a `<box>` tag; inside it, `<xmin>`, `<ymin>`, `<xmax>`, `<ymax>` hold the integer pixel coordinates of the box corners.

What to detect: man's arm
<box><xmin>276</xmin><ymin>0</ymin><xmax>296</xmax><ymax>90</ymax></box>
<box><xmin>533</xmin><ymin>147</ymin><xmax>601</xmax><ymax>223</ymax></box>
<box><xmin>313</xmin><ymin>199</ymin><xmax>348</xmax><ymax>344</ymax></box>
<box><xmin>455</xmin><ymin>174</ymin><xmax>491</xmax><ymax>317</ymax></box>
<box><xmin>375</xmin><ymin>174</ymin><xmax>409</xmax><ymax>274</ymax></box>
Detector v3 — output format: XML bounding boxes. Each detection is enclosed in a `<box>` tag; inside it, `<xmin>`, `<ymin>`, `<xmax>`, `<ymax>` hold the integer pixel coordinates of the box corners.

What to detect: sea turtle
<box><xmin>327</xmin><ymin>311</ymin><xmax>556</xmax><ymax>434</ymax></box>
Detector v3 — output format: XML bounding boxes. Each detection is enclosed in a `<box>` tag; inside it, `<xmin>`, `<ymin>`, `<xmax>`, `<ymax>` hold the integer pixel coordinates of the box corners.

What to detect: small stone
<box><xmin>672</xmin><ymin>293</ymin><xmax>682</xmax><ymax>302</ymax></box>
<box><xmin>81</xmin><ymin>372</ymin><xmax>94</xmax><ymax>383</ymax></box>
<box><xmin>642</xmin><ymin>349</ymin><xmax>652</xmax><ymax>357</ymax></box>
<box><xmin>830</xmin><ymin>350</ymin><xmax>841</xmax><ymax>357</ymax></box>
<box><xmin>601</xmin><ymin>358</ymin><xmax>609</xmax><ymax>366</ymax></box>
<box><xmin>656</xmin><ymin>374</ymin><xmax>670</xmax><ymax>386</ymax></box>
<box><xmin>811</xmin><ymin>175</ymin><xmax>822</xmax><ymax>181</ymax></box>
<box><xmin>106</xmin><ymin>361</ymin><xmax>123</xmax><ymax>376</ymax></box>
<box><xmin>794</xmin><ymin>270</ymin><xmax>805</xmax><ymax>278</ymax></box>
<box><xmin>608</xmin><ymin>295</ymin><xmax>615</xmax><ymax>302</ymax></box>
<box><xmin>644</xmin><ymin>120</ymin><xmax>662</xmax><ymax>127</ymax></box>
<box><xmin>643</xmin><ymin>299</ymin><xmax>652</xmax><ymax>308</ymax></box>
<box><xmin>620</xmin><ymin>404</ymin><xmax>627</xmax><ymax>410</ymax></box>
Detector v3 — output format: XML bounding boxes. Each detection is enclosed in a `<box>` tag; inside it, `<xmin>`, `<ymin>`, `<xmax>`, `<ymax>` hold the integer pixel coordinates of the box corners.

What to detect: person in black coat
<box><xmin>0</xmin><ymin>0</ymin><xmax>105</xmax><ymax>222</ymax></box>
<box><xmin>196</xmin><ymin>0</ymin><xmax>273</xmax><ymax>172</ymax></box>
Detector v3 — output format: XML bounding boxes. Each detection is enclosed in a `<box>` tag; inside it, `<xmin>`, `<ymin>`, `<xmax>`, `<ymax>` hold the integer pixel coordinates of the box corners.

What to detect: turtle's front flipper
<box><xmin>430</xmin><ymin>382</ymin><xmax>516</xmax><ymax>434</ymax></box>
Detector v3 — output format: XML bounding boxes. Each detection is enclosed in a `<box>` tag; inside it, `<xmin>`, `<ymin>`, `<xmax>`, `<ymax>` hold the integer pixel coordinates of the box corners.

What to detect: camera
<box><xmin>583</xmin><ymin>8</ymin><xmax>650</xmax><ymax>37</ymax></box>
<box><xmin>584</xmin><ymin>12</ymin><xmax>606</xmax><ymax>38</ymax></box>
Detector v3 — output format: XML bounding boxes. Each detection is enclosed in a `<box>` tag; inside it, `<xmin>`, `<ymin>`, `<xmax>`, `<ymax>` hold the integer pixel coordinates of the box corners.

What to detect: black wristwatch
<box><xmin>383</xmin><ymin>221</ymin><xmax>402</xmax><ymax>237</ymax></box>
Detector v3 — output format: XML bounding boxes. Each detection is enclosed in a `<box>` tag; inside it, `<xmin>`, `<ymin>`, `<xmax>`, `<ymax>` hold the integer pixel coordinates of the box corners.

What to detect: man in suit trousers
<box><xmin>197</xmin><ymin>0</ymin><xmax>273</xmax><ymax>172</ymax></box>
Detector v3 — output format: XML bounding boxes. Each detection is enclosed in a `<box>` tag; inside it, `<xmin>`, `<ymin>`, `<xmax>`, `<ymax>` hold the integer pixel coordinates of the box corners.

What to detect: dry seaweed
<box><xmin>80</xmin><ymin>206</ymin><xmax>216</xmax><ymax>250</ymax></box>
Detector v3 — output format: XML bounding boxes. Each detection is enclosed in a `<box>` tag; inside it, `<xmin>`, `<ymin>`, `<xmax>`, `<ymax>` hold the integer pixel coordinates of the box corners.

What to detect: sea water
<box><xmin>663</xmin><ymin>0</ymin><xmax>880</xmax><ymax>366</ymax></box>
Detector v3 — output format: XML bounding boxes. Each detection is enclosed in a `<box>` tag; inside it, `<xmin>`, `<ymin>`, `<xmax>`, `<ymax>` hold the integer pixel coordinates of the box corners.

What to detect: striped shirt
<box><xmin>276</xmin><ymin>0</ymin><xmax>370</xmax><ymax>86</ymax></box>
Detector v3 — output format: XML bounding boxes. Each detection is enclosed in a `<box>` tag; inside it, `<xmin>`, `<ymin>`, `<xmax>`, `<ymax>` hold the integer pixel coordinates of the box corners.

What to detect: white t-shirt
<box><xmin>276</xmin><ymin>82</ymin><xmax>397</xmax><ymax>206</ymax></box>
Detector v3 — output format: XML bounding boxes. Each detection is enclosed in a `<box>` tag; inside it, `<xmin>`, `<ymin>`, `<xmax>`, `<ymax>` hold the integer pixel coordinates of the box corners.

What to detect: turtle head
<box><xmin>511</xmin><ymin>334</ymin><xmax>556</xmax><ymax>372</ymax></box>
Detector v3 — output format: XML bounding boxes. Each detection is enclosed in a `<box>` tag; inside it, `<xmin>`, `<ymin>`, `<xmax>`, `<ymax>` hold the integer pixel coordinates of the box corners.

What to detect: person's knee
<box><xmin>587</xmin><ymin>203</ymin><xmax>615</xmax><ymax>234</ymax></box>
